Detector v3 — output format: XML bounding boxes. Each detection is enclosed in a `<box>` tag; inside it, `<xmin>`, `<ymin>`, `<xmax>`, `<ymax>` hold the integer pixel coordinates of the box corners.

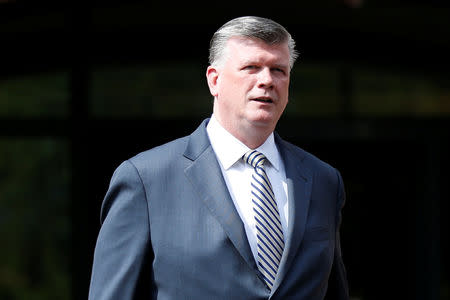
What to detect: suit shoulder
<box><xmin>125</xmin><ymin>136</ymin><xmax>189</xmax><ymax>171</ymax></box>
<box><xmin>281</xmin><ymin>139</ymin><xmax>344</xmax><ymax>193</ymax></box>
<box><xmin>280</xmin><ymin>139</ymin><xmax>338</xmax><ymax>173</ymax></box>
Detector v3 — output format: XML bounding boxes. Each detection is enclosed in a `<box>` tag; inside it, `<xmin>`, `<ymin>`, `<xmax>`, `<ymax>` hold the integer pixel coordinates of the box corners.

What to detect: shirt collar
<box><xmin>206</xmin><ymin>115</ymin><xmax>281</xmax><ymax>171</ymax></box>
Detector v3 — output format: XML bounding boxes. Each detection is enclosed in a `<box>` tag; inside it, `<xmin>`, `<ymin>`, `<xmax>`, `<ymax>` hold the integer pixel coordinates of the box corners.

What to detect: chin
<box><xmin>247</xmin><ymin>117</ymin><xmax>277</xmax><ymax>130</ymax></box>
<box><xmin>251</xmin><ymin>111</ymin><xmax>280</xmax><ymax>124</ymax></box>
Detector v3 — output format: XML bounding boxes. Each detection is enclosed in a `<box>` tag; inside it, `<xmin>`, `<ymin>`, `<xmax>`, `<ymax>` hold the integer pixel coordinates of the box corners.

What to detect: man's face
<box><xmin>207</xmin><ymin>37</ymin><xmax>291</xmax><ymax>142</ymax></box>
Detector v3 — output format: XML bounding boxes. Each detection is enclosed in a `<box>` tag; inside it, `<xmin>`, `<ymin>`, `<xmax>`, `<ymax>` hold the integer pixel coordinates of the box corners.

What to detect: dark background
<box><xmin>1</xmin><ymin>1</ymin><xmax>449</xmax><ymax>299</ymax></box>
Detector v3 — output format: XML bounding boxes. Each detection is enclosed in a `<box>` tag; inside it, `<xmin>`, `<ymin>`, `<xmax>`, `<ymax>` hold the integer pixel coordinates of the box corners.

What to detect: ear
<box><xmin>206</xmin><ymin>65</ymin><xmax>219</xmax><ymax>97</ymax></box>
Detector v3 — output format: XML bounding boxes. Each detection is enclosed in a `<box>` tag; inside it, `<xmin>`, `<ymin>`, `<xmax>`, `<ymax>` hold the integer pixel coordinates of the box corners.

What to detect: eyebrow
<box><xmin>271</xmin><ymin>63</ymin><xmax>289</xmax><ymax>70</ymax></box>
<box><xmin>240</xmin><ymin>60</ymin><xmax>289</xmax><ymax>70</ymax></box>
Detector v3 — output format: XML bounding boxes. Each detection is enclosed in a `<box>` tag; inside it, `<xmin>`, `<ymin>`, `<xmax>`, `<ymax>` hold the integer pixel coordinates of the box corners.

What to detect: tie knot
<box><xmin>243</xmin><ymin>150</ymin><xmax>267</xmax><ymax>169</ymax></box>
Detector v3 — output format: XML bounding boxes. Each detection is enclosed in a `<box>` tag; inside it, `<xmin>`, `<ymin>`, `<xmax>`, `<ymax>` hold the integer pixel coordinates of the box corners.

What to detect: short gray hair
<box><xmin>209</xmin><ymin>16</ymin><xmax>299</xmax><ymax>70</ymax></box>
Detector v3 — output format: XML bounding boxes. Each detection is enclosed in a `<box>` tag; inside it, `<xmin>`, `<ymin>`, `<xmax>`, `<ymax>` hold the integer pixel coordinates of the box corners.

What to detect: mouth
<box><xmin>251</xmin><ymin>97</ymin><xmax>274</xmax><ymax>104</ymax></box>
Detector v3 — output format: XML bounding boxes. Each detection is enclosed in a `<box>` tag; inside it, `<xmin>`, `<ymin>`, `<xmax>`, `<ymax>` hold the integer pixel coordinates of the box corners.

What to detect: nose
<box><xmin>257</xmin><ymin>67</ymin><xmax>274</xmax><ymax>89</ymax></box>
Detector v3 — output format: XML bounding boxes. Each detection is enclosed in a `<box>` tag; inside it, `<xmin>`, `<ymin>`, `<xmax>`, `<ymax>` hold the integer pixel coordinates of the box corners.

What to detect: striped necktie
<box><xmin>243</xmin><ymin>150</ymin><xmax>284</xmax><ymax>290</ymax></box>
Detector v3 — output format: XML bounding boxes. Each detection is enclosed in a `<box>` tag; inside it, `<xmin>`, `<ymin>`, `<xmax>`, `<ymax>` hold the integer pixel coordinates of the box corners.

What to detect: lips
<box><xmin>251</xmin><ymin>97</ymin><xmax>273</xmax><ymax>103</ymax></box>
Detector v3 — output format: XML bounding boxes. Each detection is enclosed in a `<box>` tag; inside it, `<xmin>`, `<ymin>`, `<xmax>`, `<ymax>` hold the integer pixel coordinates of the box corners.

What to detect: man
<box><xmin>89</xmin><ymin>16</ymin><xmax>349</xmax><ymax>299</ymax></box>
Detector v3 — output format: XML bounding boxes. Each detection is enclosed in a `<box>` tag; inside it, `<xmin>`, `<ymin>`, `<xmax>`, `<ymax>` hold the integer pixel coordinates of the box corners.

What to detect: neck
<box><xmin>212</xmin><ymin>113</ymin><xmax>272</xmax><ymax>150</ymax></box>
<box><xmin>236</xmin><ymin>128</ymin><xmax>271</xmax><ymax>149</ymax></box>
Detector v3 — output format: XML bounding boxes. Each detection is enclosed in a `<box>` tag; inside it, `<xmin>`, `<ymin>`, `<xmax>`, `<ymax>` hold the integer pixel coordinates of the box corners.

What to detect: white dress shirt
<box><xmin>206</xmin><ymin>115</ymin><xmax>289</xmax><ymax>263</ymax></box>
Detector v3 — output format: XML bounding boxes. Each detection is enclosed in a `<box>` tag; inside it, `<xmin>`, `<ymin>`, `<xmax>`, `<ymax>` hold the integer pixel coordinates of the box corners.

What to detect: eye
<box><xmin>272</xmin><ymin>67</ymin><xmax>286</xmax><ymax>75</ymax></box>
<box><xmin>243</xmin><ymin>65</ymin><xmax>258</xmax><ymax>70</ymax></box>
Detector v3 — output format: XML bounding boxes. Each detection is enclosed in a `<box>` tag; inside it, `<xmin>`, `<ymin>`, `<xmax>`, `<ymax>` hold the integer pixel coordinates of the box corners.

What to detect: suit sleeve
<box><xmin>89</xmin><ymin>160</ymin><xmax>152</xmax><ymax>300</ymax></box>
<box><xmin>325</xmin><ymin>169</ymin><xmax>350</xmax><ymax>300</ymax></box>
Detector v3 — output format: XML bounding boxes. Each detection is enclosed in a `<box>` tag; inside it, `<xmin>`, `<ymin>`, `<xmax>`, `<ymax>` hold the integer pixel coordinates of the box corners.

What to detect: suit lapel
<box><xmin>183</xmin><ymin>120</ymin><xmax>258</xmax><ymax>272</ymax></box>
<box><xmin>270</xmin><ymin>136</ymin><xmax>313</xmax><ymax>295</ymax></box>
<box><xmin>182</xmin><ymin>121</ymin><xmax>314</xmax><ymax>291</ymax></box>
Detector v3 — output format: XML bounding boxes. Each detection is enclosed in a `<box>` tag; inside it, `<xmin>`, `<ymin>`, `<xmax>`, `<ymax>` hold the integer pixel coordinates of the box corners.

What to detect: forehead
<box><xmin>225</xmin><ymin>36</ymin><xmax>290</xmax><ymax>64</ymax></box>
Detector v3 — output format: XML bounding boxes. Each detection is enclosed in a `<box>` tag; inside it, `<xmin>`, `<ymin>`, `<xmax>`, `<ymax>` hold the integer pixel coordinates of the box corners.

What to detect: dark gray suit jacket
<box><xmin>89</xmin><ymin>119</ymin><xmax>349</xmax><ymax>300</ymax></box>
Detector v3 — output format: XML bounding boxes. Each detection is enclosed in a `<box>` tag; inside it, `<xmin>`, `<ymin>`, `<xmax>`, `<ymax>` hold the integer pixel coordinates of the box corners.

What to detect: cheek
<box><xmin>221</xmin><ymin>78</ymin><xmax>249</xmax><ymax>100</ymax></box>
<box><xmin>219</xmin><ymin>73</ymin><xmax>239</xmax><ymax>93</ymax></box>
<box><xmin>278</xmin><ymin>80</ymin><xmax>290</xmax><ymax>98</ymax></box>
